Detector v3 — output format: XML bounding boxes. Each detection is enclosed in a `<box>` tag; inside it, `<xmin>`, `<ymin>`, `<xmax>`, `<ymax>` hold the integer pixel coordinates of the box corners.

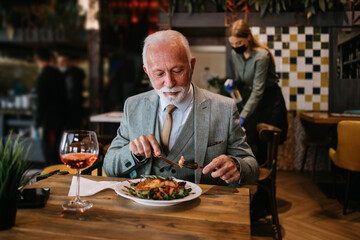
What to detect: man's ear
<box><xmin>143</xmin><ymin>65</ymin><xmax>148</xmax><ymax>74</ymax></box>
<box><xmin>190</xmin><ymin>57</ymin><xmax>196</xmax><ymax>75</ymax></box>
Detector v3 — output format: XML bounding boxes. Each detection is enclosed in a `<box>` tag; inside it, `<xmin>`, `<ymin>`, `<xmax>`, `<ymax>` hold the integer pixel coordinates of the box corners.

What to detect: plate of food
<box><xmin>114</xmin><ymin>175</ymin><xmax>202</xmax><ymax>206</ymax></box>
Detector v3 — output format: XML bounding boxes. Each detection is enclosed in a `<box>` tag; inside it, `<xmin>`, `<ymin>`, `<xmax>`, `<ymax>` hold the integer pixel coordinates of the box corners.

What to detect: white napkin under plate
<box><xmin>68</xmin><ymin>176</ymin><xmax>120</xmax><ymax>196</ymax></box>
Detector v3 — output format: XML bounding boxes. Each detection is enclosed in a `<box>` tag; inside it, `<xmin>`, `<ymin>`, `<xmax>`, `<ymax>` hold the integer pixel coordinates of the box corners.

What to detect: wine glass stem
<box><xmin>75</xmin><ymin>170</ymin><xmax>81</xmax><ymax>202</ymax></box>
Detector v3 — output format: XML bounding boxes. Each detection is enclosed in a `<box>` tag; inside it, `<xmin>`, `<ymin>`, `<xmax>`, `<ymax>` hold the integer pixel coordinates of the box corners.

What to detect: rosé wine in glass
<box><xmin>59</xmin><ymin>130</ymin><xmax>99</xmax><ymax>211</ymax></box>
<box><xmin>60</xmin><ymin>153</ymin><xmax>98</xmax><ymax>170</ymax></box>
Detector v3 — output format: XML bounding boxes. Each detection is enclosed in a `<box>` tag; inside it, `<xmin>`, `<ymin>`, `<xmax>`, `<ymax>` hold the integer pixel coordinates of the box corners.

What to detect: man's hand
<box><xmin>129</xmin><ymin>134</ymin><xmax>161</xmax><ymax>158</ymax></box>
<box><xmin>202</xmin><ymin>155</ymin><xmax>240</xmax><ymax>183</ymax></box>
<box><xmin>202</xmin><ymin>155</ymin><xmax>240</xmax><ymax>184</ymax></box>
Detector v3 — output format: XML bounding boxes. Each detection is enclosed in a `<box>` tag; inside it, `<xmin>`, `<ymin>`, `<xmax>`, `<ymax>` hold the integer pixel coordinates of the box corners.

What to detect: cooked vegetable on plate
<box><xmin>125</xmin><ymin>175</ymin><xmax>192</xmax><ymax>200</ymax></box>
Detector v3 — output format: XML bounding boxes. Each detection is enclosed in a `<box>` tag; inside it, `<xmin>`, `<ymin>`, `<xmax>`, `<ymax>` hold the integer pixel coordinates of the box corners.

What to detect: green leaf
<box><xmin>187</xmin><ymin>2</ymin><xmax>193</xmax><ymax>15</ymax></box>
<box><xmin>276</xmin><ymin>1</ymin><xmax>281</xmax><ymax>14</ymax></box>
<box><xmin>260</xmin><ymin>0</ymin><xmax>269</xmax><ymax>17</ymax></box>
<box><xmin>328</xmin><ymin>1</ymin><xmax>333</xmax><ymax>9</ymax></box>
<box><xmin>269</xmin><ymin>0</ymin><xmax>273</xmax><ymax>13</ymax></box>
<box><xmin>319</xmin><ymin>0</ymin><xmax>326</xmax><ymax>12</ymax></box>
<box><xmin>305</xmin><ymin>0</ymin><xmax>309</xmax><ymax>8</ymax></box>
<box><xmin>0</xmin><ymin>132</ymin><xmax>32</xmax><ymax>199</ymax></box>
<box><xmin>255</xmin><ymin>0</ymin><xmax>260</xmax><ymax>11</ymax></box>
<box><xmin>310</xmin><ymin>5</ymin><xmax>316</xmax><ymax>14</ymax></box>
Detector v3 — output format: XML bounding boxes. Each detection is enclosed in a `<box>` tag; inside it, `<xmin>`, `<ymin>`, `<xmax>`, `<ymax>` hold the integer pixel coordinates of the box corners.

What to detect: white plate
<box><xmin>114</xmin><ymin>178</ymin><xmax>202</xmax><ymax>206</ymax></box>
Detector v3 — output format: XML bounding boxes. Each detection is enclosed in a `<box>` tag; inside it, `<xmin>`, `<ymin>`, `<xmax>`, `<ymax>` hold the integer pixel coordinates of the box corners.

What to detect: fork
<box><xmin>155</xmin><ymin>155</ymin><xmax>203</xmax><ymax>169</ymax></box>
<box><xmin>181</xmin><ymin>160</ymin><xmax>203</xmax><ymax>169</ymax></box>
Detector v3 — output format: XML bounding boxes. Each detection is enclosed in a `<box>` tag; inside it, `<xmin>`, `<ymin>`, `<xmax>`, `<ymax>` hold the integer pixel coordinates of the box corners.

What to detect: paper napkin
<box><xmin>68</xmin><ymin>176</ymin><xmax>119</xmax><ymax>196</ymax></box>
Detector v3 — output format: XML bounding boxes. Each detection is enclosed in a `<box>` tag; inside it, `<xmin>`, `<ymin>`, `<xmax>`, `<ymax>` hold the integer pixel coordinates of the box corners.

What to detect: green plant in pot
<box><xmin>0</xmin><ymin>133</ymin><xmax>32</xmax><ymax>231</ymax></box>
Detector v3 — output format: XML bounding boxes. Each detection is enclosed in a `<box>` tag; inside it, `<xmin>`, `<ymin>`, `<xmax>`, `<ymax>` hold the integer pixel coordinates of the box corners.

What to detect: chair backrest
<box><xmin>256</xmin><ymin>123</ymin><xmax>282</xmax><ymax>176</ymax></box>
<box><xmin>333</xmin><ymin>120</ymin><xmax>360</xmax><ymax>172</ymax></box>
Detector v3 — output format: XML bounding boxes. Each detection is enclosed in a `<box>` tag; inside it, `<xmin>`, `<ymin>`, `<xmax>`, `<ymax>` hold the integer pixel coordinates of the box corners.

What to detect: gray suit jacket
<box><xmin>103</xmin><ymin>85</ymin><xmax>259</xmax><ymax>185</ymax></box>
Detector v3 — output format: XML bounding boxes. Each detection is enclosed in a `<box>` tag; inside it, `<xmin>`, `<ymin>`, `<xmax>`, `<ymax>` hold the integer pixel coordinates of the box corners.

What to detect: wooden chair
<box><xmin>329</xmin><ymin>120</ymin><xmax>360</xmax><ymax>214</ymax></box>
<box><xmin>81</xmin><ymin>135</ymin><xmax>113</xmax><ymax>176</ymax></box>
<box><xmin>81</xmin><ymin>143</ymin><xmax>109</xmax><ymax>176</ymax></box>
<box><xmin>41</xmin><ymin>143</ymin><xmax>110</xmax><ymax>177</ymax></box>
<box><xmin>256</xmin><ymin>123</ymin><xmax>282</xmax><ymax>240</ymax></box>
<box><xmin>41</xmin><ymin>164</ymin><xmax>77</xmax><ymax>175</ymax></box>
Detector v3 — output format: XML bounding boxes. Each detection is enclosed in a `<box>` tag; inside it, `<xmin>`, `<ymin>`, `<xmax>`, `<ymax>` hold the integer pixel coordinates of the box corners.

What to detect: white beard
<box><xmin>148</xmin><ymin>66</ymin><xmax>193</xmax><ymax>104</ymax></box>
<box><xmin>154</xmin><ymin>84</ymin><xmax>190</xmax><ymax>105</ymax></box>
<box><xmin>150</xmin><ymin>71</ymin><xmax>192</xmax><ymax>104</ymax></box>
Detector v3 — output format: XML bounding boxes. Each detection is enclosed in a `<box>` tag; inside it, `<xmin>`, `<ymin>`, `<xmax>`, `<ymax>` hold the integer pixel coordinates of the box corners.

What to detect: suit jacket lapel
<box><xmin>142</xmin><ymin>91</ymin><xmax>159</xmax><ymax>136</ymax></box>
<box><xmin>194</xmin><ymin>86</ymin><xmax>210</xmax><ymax>184</ymax></box>
<box><xmin>141</xmin><ymin>91</ymin><xmax>159</xmax><ymax>174</ymax></box>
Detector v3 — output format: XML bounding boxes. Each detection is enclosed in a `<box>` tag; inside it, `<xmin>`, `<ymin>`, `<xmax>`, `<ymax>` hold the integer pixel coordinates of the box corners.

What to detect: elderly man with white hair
<box><xmin>104</xmin><ymin>30</ymin><xmax>259</xmax><ymax>185</ymax></box>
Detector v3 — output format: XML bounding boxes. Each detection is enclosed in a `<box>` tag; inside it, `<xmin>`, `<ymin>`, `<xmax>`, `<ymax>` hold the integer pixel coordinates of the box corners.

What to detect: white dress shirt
<box><xmin>158</xmin><ymin>85</ymin><xmax>194</xmax><ymax>152</ymax></box>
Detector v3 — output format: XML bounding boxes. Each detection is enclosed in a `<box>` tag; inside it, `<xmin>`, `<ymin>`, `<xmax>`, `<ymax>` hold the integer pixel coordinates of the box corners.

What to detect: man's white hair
<box><xmin>142</xmin><ymin>30</ymin><xmax>192</xmax><ymax>70</ymax></box>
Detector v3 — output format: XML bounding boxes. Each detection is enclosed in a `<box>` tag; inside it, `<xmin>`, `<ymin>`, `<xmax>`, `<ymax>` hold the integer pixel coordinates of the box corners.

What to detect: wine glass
<box><xmin>59</xmin><ymin>130</ymin><xmax>99</xmax><ymax>211</ymax></box>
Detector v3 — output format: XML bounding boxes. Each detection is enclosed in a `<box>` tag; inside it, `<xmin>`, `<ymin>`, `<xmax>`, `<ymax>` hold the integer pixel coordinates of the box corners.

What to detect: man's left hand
<box><xmin>202</xmin><ymin>155</ymin><xmax>240</xmax><ymax>184</ymax></box>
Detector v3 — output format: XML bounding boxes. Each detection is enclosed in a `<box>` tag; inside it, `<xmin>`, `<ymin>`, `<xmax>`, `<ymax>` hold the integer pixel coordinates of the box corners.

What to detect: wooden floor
<box><xmin>251</xmin><ymin>171</ymin><xmax>360</xmax><ymax>240</ymax></box>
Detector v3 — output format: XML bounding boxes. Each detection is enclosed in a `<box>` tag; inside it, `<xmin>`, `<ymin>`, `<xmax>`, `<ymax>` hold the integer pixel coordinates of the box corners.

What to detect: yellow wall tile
<box><xmin>283</xmin><ymin>57</ymin><xmax>289</xmax><ymax>64</ymax></box>
<box><xmin>298</xmin><ymin>42</ymin><xmax>305</xmax><ymax>49</ymax></box>
<box><xmin>281</xmin><ymin>79</ymin><xmax>289</xmax><ymax>86</ymax></box>
<box><xmin>290</xmin><ymin>87</ymin><xmax>297</xmax><ymax>94</ymax></box>
<box><xmin>290</xmin><ymin>50</ymin><xmax>297</xmax><ymax>57</ymax></box>
<box><xmin>290</xmin><ymin>64</ymin><xmax>297</xmax><ymax>71</ymax></box>
<box><xmin>321</xmin><ymin>57</ymin><xmax>329</xmax><ymax>64</ymax></box>
<box><xmin>290</xmin><ymin>34</ymin><xmax>297</xmax><ymax>42</ymax></box>
<box><xmin>321</xmin><ymin>95</ymin><xmax>328</xmax><ymax>102</ymax></box>
<box><xmin>321</xmin><ymin>78</ymin><xmax>328</xmax><ymax>87</ymax></box>
<box><xmin>290</xmin><ymin>102</ymin><xmax>297</xmax><ymax>110</ymax></box>
<box><xmin>298</xmin><ymin>72</ymin><xmax>305</xmax><ymax>79</ymax></box>
<box><xmin>313</xmin><ymin>102</ymin><xmax>320</xmax><ymax>110</ymax></box>
<box><xmin>321</xmin><ymin>72</ymin><xmax>329</xmax><ymax>80</ymax></box>
<box><xmin>305</xmin><ymin>95</ymin><xmax>312</xmax><ymax>102</ymax></box>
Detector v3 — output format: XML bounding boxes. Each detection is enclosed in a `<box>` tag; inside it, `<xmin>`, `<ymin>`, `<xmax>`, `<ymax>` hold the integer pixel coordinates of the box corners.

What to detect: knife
<box><xmin>156</xmin><ymin>155</ymin><xmax>180</xmax><ymax>168</ymax></box>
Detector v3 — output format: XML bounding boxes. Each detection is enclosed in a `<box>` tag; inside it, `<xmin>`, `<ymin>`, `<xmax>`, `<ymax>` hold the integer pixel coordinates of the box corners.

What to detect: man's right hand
<box><xmin>129</xmin><ymin>134</ymin><xmax>161</xmax><ymax>159</ymax></box>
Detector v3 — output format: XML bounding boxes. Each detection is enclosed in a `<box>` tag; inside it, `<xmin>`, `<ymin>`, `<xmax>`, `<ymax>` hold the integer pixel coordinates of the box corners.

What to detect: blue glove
<box><xmin>224</xmin><ymin>79</ymin><xmax>236</xmax><ymax>94</ymax></box>
<box><xmin>240</xmin><ymin>117</ymin><xmax>245</xmax><ymax>126</ymax></box>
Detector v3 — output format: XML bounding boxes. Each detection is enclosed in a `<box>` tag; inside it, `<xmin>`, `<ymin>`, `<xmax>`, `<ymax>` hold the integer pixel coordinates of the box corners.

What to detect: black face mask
<box><xmin>232</xmin><ymin>45</ymin><xmax>247</xmax><ymax>54</ymax></box>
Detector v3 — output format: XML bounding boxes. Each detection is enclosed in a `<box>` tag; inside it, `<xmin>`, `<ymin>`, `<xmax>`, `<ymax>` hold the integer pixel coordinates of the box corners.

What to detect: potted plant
<box><xmin>0</xmin><ymin>133</ymin><xmax>32</xmax><ymax>230</ymax></box>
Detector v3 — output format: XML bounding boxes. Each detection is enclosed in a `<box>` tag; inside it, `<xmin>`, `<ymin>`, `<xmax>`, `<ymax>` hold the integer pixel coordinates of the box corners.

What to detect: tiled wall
<box><xmin>251</xmin><ymin>26</ymin><xmax>330</xmax><ymax>111</ymax></box>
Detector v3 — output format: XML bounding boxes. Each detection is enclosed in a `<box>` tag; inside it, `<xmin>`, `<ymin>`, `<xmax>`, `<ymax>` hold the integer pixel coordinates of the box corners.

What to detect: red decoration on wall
<box><xmin>352</xmin><ymin>0</ymin><xmax>360</xmax><ymax>26</ymax></box>
<box><xmin>106</xmin><ymin>0</ymin><xmax>159</xmax><ymax>37</ymax></box>
<box><xmin>158</xmin><ymin>0</ymin><xmax>171</xmax><ymax>30</ymax></box>
<box><xmin>225</xmin><ymin>0</ymin><xmax>249</xmax><ymax>26</ymax></box>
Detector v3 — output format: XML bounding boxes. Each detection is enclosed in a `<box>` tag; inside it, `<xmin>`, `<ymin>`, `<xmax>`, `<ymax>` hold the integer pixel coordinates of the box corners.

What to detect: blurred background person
<box><xmin>34</xmin><ymin>48</ymin><xmax>67</xmax><ymax>166</ymax></box>
<box><xmin>226</xmin><ymin>19</ymin><xmax>288</xmax><ymax>165</ymax></box>
<box><xmin>57</xmin><ymin>52</ymin><xmax>85</xmax><ymax>130</ymax></box>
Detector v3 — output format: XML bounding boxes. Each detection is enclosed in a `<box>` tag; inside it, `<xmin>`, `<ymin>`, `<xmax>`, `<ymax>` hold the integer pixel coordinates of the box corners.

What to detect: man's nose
<box><xmin>164</xmin><ymin>73</ymin><xmax>176</xmax><ymax>88</ymax></box>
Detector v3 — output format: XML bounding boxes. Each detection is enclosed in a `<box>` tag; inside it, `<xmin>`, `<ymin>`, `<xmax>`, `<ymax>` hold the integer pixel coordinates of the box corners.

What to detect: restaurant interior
<box><xmin>0</xmin><ymin>0</ymin><xmax>360</xmax><ymax>239</ymax></box>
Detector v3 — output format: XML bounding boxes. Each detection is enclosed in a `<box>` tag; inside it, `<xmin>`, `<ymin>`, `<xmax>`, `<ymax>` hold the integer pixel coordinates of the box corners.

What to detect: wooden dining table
<box><xmin>0</xmin><ymin>174</ymin><xmax>252</xmax><ymax>239</ymax></box>
<box><xmin>299</xmin><ymin>111</ymin><xmax>360</xmax><ymax>124</ymax></box>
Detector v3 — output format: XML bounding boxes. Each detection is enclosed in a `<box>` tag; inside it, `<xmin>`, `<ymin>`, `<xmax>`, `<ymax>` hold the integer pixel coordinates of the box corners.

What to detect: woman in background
<box><xmin>226</xmin><ymin>19</ymin><xmax>288</xmax><ymax>165</ymax></box>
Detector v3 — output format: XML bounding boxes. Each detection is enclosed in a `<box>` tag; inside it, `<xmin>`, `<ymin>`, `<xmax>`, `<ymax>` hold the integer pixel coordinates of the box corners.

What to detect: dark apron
<box><xmin>238</xmin><ymin>83</ymin><xmax>288</xmax><ymax>164</ymax></box>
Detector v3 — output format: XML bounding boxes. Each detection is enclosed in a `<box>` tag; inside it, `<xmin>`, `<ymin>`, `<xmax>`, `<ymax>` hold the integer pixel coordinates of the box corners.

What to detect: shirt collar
<box><xmin>159</xmin><ymin>84</ymin><xmax>194</xmax><ymax>113</ymax></box>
